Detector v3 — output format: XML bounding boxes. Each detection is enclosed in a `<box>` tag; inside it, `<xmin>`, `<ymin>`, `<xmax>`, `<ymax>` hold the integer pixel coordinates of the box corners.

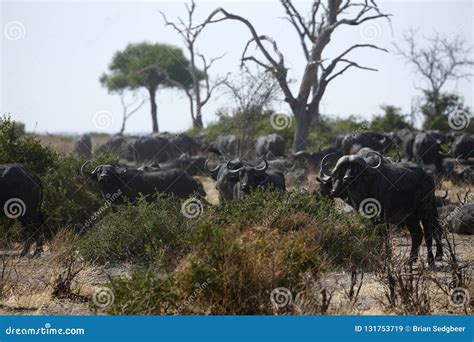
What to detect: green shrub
<box><xmin>0</xmin><ymin>116</ymin><xmax>58</xmax><ymax>175</ymax></box>
<box><xmin>42</xmin><ymin>153</ymin><xmax>118</xmax><ymax>231</ymax></box>
<box><xmin>101</xmin><ymin>190</ymin><xmax>381</xmax><ymax>315</ymax></box>
<box><xmin>79</xmin><ymin>195</ymin><xmax>194</xmax><ymax>265</ymax></box>
<box><xmin>0</xmin><ymin>117</ymin><xmax>120</xmax><ymax>235</ymax></box>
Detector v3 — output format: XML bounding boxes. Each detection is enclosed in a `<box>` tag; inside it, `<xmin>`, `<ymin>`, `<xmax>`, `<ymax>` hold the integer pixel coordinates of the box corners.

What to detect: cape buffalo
<box><xmin>393</xmin><ymin>128</ymin><xmax>416</xmax><ymax>161</ymax></box>
<box><xmin>81</xmin><ymin>161</ymin><xmax>205</xmax><ymax>203</ymax></box>
<box><xmin>206</xmin><ymin>159</ymin><xmax>243</xmax><ymax>202</ymax></box>
<box><xmin>412</xmin><ymin>133</ymin><xmax>448</xmax><ymax>170</ymax></box>
<box><xmin>206</xmin><ymin>159</ymin><xmax>285</xmax><ymax>201</ymax></box>
<box><xmin>73</xmin><ymin>134</ymin><xmax>92</xmax><ymax>158</ymax></box>
<box><xmin>0</xmin><ymin>164</ymin><xmax>47</xmax><ymax>256</ymax></box>
<box><xmin>210</xmin><ymin>135</ymin><xmax>240</xmax><ymax>159</ymax></box>
<box><xmin>255</xmin><ymin>134</ymin><xmax>285</xmax><ymax>159</ymax></box>
<box><xmin>319</xmin><ymin>153</ymin><xmax>443</xmax><ymax>264</ymax></box>
<box><xmin>451</xmin><ymin>134</ymin><xmax>474</xmax><ymax>160</ymax></box>
<box><xmin>292</xmin><ymin>147</ymin><xmax>341</xmax><ymax>170</ymax></box>
<box><xmin>341</xmin><ymin>132</ymin><xmax>393</xmax><ymax>155</ymax></box>
<box><xmin>228</xmin><ymin>159</ymin><xmax>286</xmax><ymax>200</ymax></box>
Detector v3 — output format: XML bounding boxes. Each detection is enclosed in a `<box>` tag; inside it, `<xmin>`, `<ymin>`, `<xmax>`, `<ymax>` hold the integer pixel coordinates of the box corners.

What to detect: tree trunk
<box><xmin>148</xmin><ymin>87</ymin><xmax>159</xmax><ymax>133</ymax></box>
<box><xmin>119</xmin><ymin>118</ymin><xmax>126</xmax><ymax>135</ymax></box>
<box><xmin>292</xmin><ymin>108</ymin><xmax>312</xmax><ymax>152</ymax></box>
<box><xmin>193</xmin><ymin>112</ymin><xmax>203</xmax><ymax>129</ymax></box>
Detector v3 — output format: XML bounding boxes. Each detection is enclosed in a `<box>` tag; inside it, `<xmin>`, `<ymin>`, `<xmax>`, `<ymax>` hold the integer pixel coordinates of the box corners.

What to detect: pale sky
<box><xmin>1</xmin><ymin>0</ymin><xmax>473</xmax><ymax>135</ymax></box>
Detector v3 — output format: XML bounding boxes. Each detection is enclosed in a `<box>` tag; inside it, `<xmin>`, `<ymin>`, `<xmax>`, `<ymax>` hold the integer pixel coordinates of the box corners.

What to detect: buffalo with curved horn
<box><xmin>205</xmin><ymin>159</ymin><xmax>285</xmax><ymax>201</ymax></box>
<box><xmin>318</xmin><ymin>154</ymin><xmax>443</xmax><ymax>265</ymax></box>
<box><xmin>81</xmin><ymin>160</ymin><xmax>205</xmax><ymax>203</ymax></box>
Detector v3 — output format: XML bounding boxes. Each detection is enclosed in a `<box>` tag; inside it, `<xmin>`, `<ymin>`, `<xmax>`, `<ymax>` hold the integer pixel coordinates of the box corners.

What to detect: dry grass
<box><xmin>34</xmin><ymin>134</ymin><xmax>108</xmax><ymax>155</ymax></box>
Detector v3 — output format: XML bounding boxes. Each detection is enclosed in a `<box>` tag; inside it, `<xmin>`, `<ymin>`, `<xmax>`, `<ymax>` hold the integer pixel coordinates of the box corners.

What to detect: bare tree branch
<box><xmin>201</xmin><ymin>0</ymin><xmax>391</xmax><ymax>151</ymax></box>
<box><xmin>394</xmin><ymin>30</ymin><xmax>474</xmax><ymax>93</ymax></box>
<box><xmin>160</xmin><ymin>0</ymin><xmax>227</xmax><ymax>128</ymax></box>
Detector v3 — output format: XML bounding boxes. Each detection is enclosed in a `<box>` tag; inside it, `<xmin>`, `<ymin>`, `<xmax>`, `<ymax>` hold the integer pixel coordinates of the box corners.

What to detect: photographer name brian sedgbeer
<box><xmin>411</xmin><ymin>325</ymin><xmax>466</xmax><ymax>333</ymax></box>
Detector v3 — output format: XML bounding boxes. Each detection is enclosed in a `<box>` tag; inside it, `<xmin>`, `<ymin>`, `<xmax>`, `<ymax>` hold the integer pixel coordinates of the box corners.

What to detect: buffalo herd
<box><xmin>4</xmin><ymin>129</ymin><xmax>474</xmax><ymax>259</ymax></box>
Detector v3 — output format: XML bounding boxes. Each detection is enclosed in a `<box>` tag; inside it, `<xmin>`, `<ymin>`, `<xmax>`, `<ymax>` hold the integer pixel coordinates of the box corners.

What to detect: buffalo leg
<box><xmin>19</xmin><ymin>218</ymin><xmax>34</xmax><ymax>257</ymax></box>
<box><xmin>432</xmin><ymin>221</ymin><xmax>443</xmax><ymax>261</ymax></box>
<box><xmin>421</xmin><ymin>218</ymin><xmax>436</xmax><ymax>265</ymax></box>
<box><xmin>405</xmin><ymin>217</ymin><xmax>423</xmax><ymax>263</ymax></box>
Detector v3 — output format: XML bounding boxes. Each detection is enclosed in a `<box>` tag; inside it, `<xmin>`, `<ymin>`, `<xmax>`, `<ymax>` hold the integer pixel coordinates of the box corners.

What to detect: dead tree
<box><xmin>118</xmin><ymin>92</ymin><xmax>147</xmax><ymax>134</ymax></box>
<box><xmin>222</xmin><ymin>67</ymin><xmax>282</xmax><ymax>157</ymax></box>
<box><xmin>202</xmin><ymin>0</ymin><xmax>390</xmax><ymax>151</ymax></box>
<box><xmin>222</xmin><ymin>66</ymin><xmax>281</xmax><ymax>116</ymax></box>
<box><xmin>395</xmin><ymin>31</ymin><xmax>474</xmax><ymax>94</ymax></box>
<box><xmin>160</xmin><ymin>0</ymin><xmax>227</xmax><ymax>129</ymax></box>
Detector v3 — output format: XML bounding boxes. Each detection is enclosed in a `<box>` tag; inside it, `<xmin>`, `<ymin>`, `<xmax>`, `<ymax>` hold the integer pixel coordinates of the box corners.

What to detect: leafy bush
<box><xmin>79</xmin><ymin>195</ymin><xmax>193</xmax><ymax>266</ymax></box>
<box><xmin>0</xmin><ymin>117</ymin><xmax>120</xmax><ymax>235</ymax></box>
<box><xmin>102</xmin><ymin>190</ymin><xmax>381</xmax><ymax>315</ymax></box>
<box><xmin>0</xmin><ymin>116</ymin><xmax>58</xmax><ymax>175</ymax></box>
<box><xmin>370</xmin><ymin>105</ymin><xmax>413</xmax><ymax>132</ymax></box>
<box><xmin>42</xmin><ymin>153</ymin><xmax>118</xmax><ymax>231</ymax></box>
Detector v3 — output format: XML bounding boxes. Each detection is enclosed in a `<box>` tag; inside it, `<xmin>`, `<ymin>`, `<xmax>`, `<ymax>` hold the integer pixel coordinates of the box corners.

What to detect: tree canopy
<box><xmin>100</xmin><ymin>42</ymin><xmax>198</xmax><ymax>132</ymax></box>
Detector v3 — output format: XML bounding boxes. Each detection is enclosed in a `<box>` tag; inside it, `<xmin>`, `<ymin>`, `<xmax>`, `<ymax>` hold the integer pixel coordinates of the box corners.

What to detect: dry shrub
<box><xmin>104</xmin><ymin>190</ymin><xmax>381</xmax><ymax>315</ymax></box>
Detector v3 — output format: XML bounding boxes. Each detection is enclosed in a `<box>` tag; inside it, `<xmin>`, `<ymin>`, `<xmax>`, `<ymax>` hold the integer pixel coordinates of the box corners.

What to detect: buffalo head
<box><xmin>319</xmin><ymin>153</ymin><xmax>382</xmax><ymax>198</ymax></box>
<box><xmin>228</xmin><ymin>160</ymin><xmax>268</xmax><ymax>198</ymax></box>
<box><xmin>81</xmin><ymin>160</ymin><xmax>127</xmax><ymax>183</ymax></box>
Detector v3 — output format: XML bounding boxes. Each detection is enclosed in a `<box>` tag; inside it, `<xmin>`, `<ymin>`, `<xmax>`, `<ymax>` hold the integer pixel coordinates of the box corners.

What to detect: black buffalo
<box><xmin>0</xmin><ymin>164</ymin><xmax>47</xmax><ymax>256</ymax></box>
<box><xmin>132</xmin><ymin>136</ymin><xmax>169</xmax><ymax>164</ymax></box>
<box><xmin>81</xmin><ymin>161</ymin><xmax>205</xmax><ymax>203</ymax></box>
<box><xmin>73</xmin><ymin>133</ymin><xmax>92</xmax><ymax>158</ymax></box>
<box><xmin>412</xmin><ymin>133</ymin><xmax>447</xmax><ymax>170</ymax></box>
<box><xmin>229</xmin><ymin>159</ymin><xmax>286</xmax><ymax>200</ymax></box>
<box><xmin>210</xmin><ymin>135</ymin><xmax>240</xmax><ymax>159</ymax></box>
<box><xmin>319</xmin><ymin>153</ymin><xmax>443</xmax><ymax>264</ymax></box>
<box><xmin>451</xmin><ymin>134</ymin><xmax>474</xmax><ymax>160</ymax></box>
<box><xmin>292</xmin><ymin>147</ymin><xmax>342</xmax><ymax>170</ymax></box>
<box><xmin>206</xmin><ymin>159</ymin><xmax>285</xmax><ymax>201</ymax></box>
<box><xmin>341</xmin><ymin>132</ymin><xmax>393</xmax><ymax>155</ymax></box>
<box><xmin>255</xmin><ymin>134</ymin><xmax>285</xmax><ymax>159</ymax></box>
<box><xmin>153</xmin><ymin>155</ymin><xmax>207</xmax><ymax>176</ymax></box>
<box><xmin>206</xmin><ymin>159</ymin><xmax>243</xmax><ymax>202</ymax></box>
<box><xmin>393</xmin><ymin>128</ymin><xmax>416</xmax><ymax>161</ymax></box>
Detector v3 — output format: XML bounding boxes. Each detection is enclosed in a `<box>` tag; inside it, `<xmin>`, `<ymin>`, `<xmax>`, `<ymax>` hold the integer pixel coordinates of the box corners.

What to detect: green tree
<box><xmin>370</xmin><ymin>105</ymin><xmax>412</xmax><ymax>132</ymax></box>
<box><xmin>100</xmin><ymin>42</ymin><xmax>195</xmax><ymax>133</ymax></box>
<box><xmin>420</xmin><ymin>90</ymin><xmax>472</xmax><ymax>132</ymax></box>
